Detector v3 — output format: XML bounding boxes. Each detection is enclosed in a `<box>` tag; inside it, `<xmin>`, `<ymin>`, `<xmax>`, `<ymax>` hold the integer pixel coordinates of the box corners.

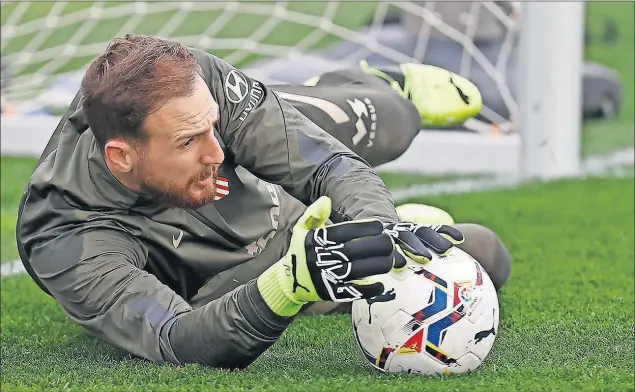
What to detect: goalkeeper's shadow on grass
<box><xmin>56</xmin><ymin>331</ymin><xmax>355</xmax><ymax>374</ymax></box>
<box><xmin>63</xmin><ymin>332</ymin><xmax>501</xmax><ymax>378</ymax></box>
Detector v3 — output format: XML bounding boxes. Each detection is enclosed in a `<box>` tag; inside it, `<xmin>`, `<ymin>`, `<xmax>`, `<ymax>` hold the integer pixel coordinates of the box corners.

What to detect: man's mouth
<box><xmin>195</xmin><ymin>169</ymin><xmax>216</xmax><ymax>187</ymax></box>
<box><xmin>197</xmin><ymin>175</ymin><xmax>213</xmax><ymax>187</ymax></box>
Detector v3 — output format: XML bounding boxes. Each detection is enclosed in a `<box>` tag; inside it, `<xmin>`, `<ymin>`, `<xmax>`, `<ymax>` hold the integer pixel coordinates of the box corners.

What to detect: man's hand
<box><xmin>383</xmin><ymin>222</ymin><xmax>465</xmax><ymax>264</ymax></box>
<box><xmin>257</xmin><ymin>196</ymin><xmax>405</xmax><ymax>317</ymax></box>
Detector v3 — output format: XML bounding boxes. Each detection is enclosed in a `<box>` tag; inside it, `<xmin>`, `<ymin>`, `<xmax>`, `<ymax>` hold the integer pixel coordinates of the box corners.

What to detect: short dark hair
<box><xmin>81</xmin><ymin>34</ymin><xmax>204</xmax><ymax>151</ymax></box>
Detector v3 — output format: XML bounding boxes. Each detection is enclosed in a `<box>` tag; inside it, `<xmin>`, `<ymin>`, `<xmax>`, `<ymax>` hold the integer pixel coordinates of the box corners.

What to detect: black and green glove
<box><xmin>383</xmin><ymin>222</ymin><xmax>465</xmax><ymax>264</ymax></box>
<box><xmin>257</xmin><ymin>196</ymin><xmax>405</xmax><ymax>317</ymax></box>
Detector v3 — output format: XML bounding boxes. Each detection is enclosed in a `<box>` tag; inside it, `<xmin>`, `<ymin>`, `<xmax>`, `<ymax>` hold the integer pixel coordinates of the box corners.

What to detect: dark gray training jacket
<box><xmin>16</xmin><ymin>48</ymin><xmax>400</xmax><ymax>368</ymax></box>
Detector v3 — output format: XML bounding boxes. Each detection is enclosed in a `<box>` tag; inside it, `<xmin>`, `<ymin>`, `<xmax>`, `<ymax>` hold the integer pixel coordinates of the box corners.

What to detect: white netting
<box><xmin>1</xmin><ymin>1</ymin><xmax>521</xmax><ymax>133</ymax></box>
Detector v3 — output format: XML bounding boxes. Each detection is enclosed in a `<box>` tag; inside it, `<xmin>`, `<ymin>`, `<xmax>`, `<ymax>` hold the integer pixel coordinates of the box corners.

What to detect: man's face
<box><xmin>132</xmin><ymin>76</ymin><xmax>224</xmax><ymax>209</ymax></box>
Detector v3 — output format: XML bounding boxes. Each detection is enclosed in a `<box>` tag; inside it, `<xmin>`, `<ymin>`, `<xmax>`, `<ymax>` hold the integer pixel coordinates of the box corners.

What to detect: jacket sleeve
<box><xmin>191</xmin><ymin>49</ymin><xmax>399</xmax><ymax>224</ymax></box>
<box><xmin>28</xmin><ymin>226</ymin><xmax>291</xmax><ymax>369</ymax></box>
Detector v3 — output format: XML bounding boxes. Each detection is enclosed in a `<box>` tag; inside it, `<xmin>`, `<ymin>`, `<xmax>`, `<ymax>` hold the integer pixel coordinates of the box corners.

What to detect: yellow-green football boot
<box><xmin>359</xmin><ymin>60</ymin><xmax>483</xmax><ymax>128</ymax></box>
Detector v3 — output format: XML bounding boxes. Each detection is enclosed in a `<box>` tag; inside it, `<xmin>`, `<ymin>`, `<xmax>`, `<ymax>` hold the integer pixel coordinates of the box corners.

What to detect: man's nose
<box><xmin>201</xmin><ymin>131</ymin><xmax>224</xmax><ymax>165</ymax></box>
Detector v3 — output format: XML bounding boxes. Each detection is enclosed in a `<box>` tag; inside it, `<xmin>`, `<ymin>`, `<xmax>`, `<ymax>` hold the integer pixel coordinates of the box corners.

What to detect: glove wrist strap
<box><xmin>257</xmin><ymin>261</ymin><xmax>306</xmax><ymax>317</ymax></box>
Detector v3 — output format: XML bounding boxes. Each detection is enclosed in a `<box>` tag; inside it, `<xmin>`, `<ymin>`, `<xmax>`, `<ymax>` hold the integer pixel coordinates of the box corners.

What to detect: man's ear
<box><xmin>104</xmin><ymin>139</ymin><xmax>136</xmax><ymax>173</ymax></box>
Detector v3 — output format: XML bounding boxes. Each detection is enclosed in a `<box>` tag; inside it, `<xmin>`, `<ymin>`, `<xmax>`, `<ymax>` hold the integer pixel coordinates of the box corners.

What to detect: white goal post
<box><xmin>517</xmin><ymin>2</ymin><xmax>585</xmax><ymax>179</ymax></box>
<box><xmin>0</xmin><ymin>1</ymin><xmax>585</xmax><ymax>179</ymax></box>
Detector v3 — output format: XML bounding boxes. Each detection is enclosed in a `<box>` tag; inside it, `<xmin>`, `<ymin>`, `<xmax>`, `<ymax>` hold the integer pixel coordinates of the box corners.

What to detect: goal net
<box><xmin>1</xmin><ymin>1</ymin><xmax>521</xmax><ymax>134</ymax></box>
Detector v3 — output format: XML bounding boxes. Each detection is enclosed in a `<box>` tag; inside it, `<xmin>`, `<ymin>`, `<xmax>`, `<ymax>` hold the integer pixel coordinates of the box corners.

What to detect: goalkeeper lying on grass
<box><xmin>16</xmin><ymin>34</ymin><xmax>510</xmax><ymax>369</ymax></box>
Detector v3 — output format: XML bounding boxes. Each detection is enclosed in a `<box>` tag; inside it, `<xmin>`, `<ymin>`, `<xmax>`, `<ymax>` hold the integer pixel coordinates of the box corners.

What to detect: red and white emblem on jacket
<box><xmin>214</xmin><ymin>176</ymin><xmax>230</xmax><ymax>201</ymax></box>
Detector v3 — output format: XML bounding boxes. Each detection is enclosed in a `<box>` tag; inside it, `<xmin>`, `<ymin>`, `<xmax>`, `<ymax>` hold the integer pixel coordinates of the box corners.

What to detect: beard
<box><xmin>137</xmin><ymin>164</ymin><xmax>218</xmax><ymax>209</ymax></box>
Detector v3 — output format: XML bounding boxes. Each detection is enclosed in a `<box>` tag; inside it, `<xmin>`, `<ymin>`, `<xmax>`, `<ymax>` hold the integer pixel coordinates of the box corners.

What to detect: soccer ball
<box><xmin>351</xmin><ymin>247</ymin><xmax>499</xmax><ymax>376</ymax></box>
<box><xmin>395</xmin><ymin>204</ymin><xmax>456</xmax><ymax>226</ymax></box>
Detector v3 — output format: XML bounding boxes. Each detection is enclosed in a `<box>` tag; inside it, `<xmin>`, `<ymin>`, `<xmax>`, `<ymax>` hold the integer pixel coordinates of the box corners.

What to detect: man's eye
<box><xmin>183</xmin><ymin>137</ymin><xmax>195</xmax><ymax>147</ymax></box>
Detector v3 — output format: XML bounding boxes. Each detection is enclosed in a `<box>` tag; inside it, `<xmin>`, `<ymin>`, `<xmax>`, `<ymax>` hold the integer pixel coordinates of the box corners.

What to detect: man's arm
<box><xmin>28</xmin><ymin>226</ymin><xmax>292</xmax><ymax>369</ymax></box>
<box><xmin>191</xmin><ymin>49</ymin><xmax>399</xmax><ymax>224</ymax></box>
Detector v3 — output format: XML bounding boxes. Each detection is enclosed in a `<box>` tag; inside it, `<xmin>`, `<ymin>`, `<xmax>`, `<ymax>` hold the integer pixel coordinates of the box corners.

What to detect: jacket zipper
<box><xmin>185</xmin><ymin>209</ymin><xmax>243</xmax><ymax>248</ymax></box>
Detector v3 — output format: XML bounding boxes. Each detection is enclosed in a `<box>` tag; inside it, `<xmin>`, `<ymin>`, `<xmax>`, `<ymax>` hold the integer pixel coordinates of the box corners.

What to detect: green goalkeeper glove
<box><xmin>257</xmin><ymin>196</ymin><xmax>405</xmax><ymax>317</ymax></box>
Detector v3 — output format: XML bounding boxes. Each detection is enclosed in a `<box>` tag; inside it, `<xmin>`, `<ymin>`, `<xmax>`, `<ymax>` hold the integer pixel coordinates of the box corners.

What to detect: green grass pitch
<box><xmin>2</xmin><ymin>175</ymin><xmax>633</xmax><ymax>391</ymax></box>
<box><xmin>1</xmin><ymin>2</ymin><xmax>634</xmax><ymax>391</ymax></box>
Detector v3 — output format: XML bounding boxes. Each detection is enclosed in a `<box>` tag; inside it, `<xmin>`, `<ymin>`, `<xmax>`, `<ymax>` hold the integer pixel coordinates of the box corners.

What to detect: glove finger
<box><xmin>435</xmin><ymin>225</ymin><xmax>465</xmax><ymax>244</ymax></box>
<box><xmin>324</xmin><ymin>219</ymin><xmax>384</xmax><ymax>243</ymax></box>
<box><xmin>401</xmin><ymin>248</ymin><xmax>431</xmax><ymax>264</ymax></box>
<box><xmin>297</xmin><ymin>196</ymin><xmax>332</xmax><ymax>230</ymax></box>
<box><xmin>324</xmin><ymin>253</ymin><xmax>407</xmax><ymax>284</ymax></box>
<box><xmin>322</xmin><ymin>279</ymin><xmax>385</xmax><ymax>302</ymax></box>
<box><xmin>391</xmin><ymin>231</ymin><xmax>434</xmax><ymax>261</ymax></box>
<box><xmin>339</xmin><ymin>233</ymin><xmax>394</xmax><ymax>260</ymax></box>
<box><xmin>412</xmin><ymin>226</ymin><xmax>454</xmax><ymax>254</ymax></box>
<box><xmin>391</xmin><ymin>246</ymin><xmax>408</xmax><ymax>270</ymax></box>
<box><xmin>346</xmin><ymin>280</ymin><xmax>386</xmax><ymax>300</ymax></box>
<box><xmin>344</xmin><ymin>254</ymin><xmax>396</xmax><ymax>281</ymax></box>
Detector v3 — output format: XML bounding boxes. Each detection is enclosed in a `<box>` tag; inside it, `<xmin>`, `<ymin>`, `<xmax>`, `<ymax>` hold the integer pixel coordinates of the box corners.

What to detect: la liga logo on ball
<box><xmin>458</xmin><ymin>285</ymin><xmax>473</xmax><ymax>303</ymax></box>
